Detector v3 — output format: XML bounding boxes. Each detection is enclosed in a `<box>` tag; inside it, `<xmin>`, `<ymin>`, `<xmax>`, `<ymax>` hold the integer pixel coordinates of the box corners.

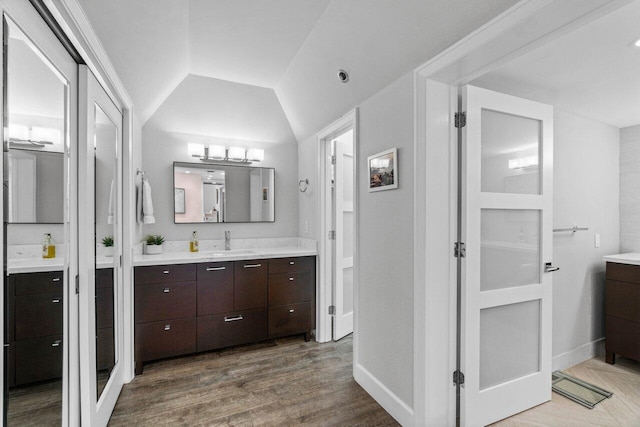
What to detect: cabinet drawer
<box><xmin>606</xmin><ymin>315</ymin><xmax>640</xmax><ymax>361</ymax></box>
<box><xmin>606</xmin><ymin>280</ymin><xmax>640</xmax><ymax>322</ymax></box>
<box><xmin>97</xmin><ymin>327</ymin><xmax>115</xmax><ymax>371</ymax></box>
<box><xmin>269</xmin><ymin>257</ymin><xmax>314</xmax><ymax>274</ymax></box>
<box><xmin>135</xmin><ymin>282</ymin><xmax>196</xmax><ymax>323</ymax></box>
<box><xmin>197</xmin><ymin>309</ymin><xmax>267</xmax><ymax>352</ymax></box>
<box><xmin>136</xmin><ymin>317</ymin><xmax>196</xmax><ymax>362</ymax></box>
<box><xmin>268</xmin><ymin>302</ymin><xmax>311</xmax><ymax>338</ymax></box>
<box><xmin>14</xmin><ymin>335</ymin><xmax>63</xmax><ymax>386</ymax></box>
<box><xmin>96</xmin><ymin>268</ymin><xmax>114</xmax><ymax>289</ymax></box>
<box><xmin>14</xmin><ymin>293</ymin><xmax>63</xmax><ymax>340</ymax></box>
<box><xmin>606</xmin><ymin>262</ymin><xmax>640</xmax><ymax>284</ymax></box>
<box><xmin>13</xmin><ymin>271</ymin><xmax>63</xmax><ymax>296</ymax></box>
<box><xmin>96</xmin><ymin>285</ymin><xmax>114</xmax><ymax>330</ymax></box>
<box><xmin>268</xmin><ymin>272</ymin><xmax>313</xmax><ymax>306</ymax></box>
<box><xmin>234</xmin><ymin>260</ymin><xmax>267</xmax><ymax>310</ymax></box>
<box><xmin>135</xmin><ymin>264</ymin><xmax>196</xmax><ymax>285</ymax></box>
<box><xmin>197</xmin><ymin>262</ymin><xmax>234</xmax><ymax>315</ymax></box>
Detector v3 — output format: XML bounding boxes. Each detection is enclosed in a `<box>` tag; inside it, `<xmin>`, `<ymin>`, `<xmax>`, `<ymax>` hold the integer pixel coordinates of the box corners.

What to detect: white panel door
<box><xmin>79</xmin><ymin>65</ymin><xmax>124</xmax><ymax>427</ymax></box>
<box><xmin>333</xmin><ymin>130</ymin><xmax>354</xmax><ymax>340</ymax></box>
<box><xmin>461</xmin><ymin>85</ymin><xmax>554</xmax><ymax>426</ymax></box>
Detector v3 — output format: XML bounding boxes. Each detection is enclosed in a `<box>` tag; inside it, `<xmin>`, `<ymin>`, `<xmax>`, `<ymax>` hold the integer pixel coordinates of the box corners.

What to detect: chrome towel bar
<box><xmin>553</xmin><ymin>226</ymin><xmax>589</xmax><ymax>233</ymax></box>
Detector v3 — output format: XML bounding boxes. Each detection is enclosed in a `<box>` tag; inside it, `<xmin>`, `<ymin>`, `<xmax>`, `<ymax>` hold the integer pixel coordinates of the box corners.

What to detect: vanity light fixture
<box><xmin>188</xmin><ymin>142</ymin><xmax>264</xmax><ymax>164</ymax></box>
<box><xmin>8</xmin><ymin>123</ymin><xmax>59</xmax><ymax>147</ymax></box>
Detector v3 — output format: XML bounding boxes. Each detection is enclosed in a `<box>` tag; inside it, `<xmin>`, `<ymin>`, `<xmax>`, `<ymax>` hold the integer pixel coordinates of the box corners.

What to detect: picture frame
<box><xmin>174</xmin><ymin>188</ymin><xmax>185</xmax><ymax>214</ymax></box>
<box><xmin>368</xmin><ymin>148</ymin><xmax>398</xmax><ymax>192</ymax></box>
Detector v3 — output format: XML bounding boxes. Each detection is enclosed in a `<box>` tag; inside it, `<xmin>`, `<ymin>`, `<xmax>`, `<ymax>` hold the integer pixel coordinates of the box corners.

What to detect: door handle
<box><xmin>545</xmin><ymin>262</ymin><xmax>559</xmax><ymax>273</ymax></box>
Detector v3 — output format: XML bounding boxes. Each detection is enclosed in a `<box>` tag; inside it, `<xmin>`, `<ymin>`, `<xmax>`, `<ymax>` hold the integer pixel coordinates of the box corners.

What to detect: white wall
<box><xmin>620</xmin><ymin>124</ymin><xmax>640</xmax><ymax>252</ymax></box>
<box><xmin>297</xmin><ymin>133</ymin><xmax>318</xmax><ymax>239</ymax></box>
<box><xmin>552</xmin><ymin>110</ymin><xmax>619</xmax><ymax>368</ymax></box>
<box><xmin>141</xmin><ymin>129</ymin><xmax>298</xmax><ymax>241</ymax></box>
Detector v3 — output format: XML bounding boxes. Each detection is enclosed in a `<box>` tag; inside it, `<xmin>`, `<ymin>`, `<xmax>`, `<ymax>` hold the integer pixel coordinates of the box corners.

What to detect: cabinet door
<box><xmin>135</xmin><ymin>317</ymin><xmax>196</xmax><ymax>362</ymax></box>
<box><xmin>234</xmin><ymin>260</ymin><xmax>267</xmax><ymax>310</ymax></box>
<box><xmin>14</xmin><ymin>293</ymin><xmax>63</xmax><ymax>340</ymax></box>
<box><xmin>135</xmin><ymin>282</ymin><xmax>196</xmax><ymax>323</ymax></box>
<box><xmin>15</xmin><ymin>335</ymin><xmax>63</xmax><ymax>385</ymax></box>
<box><xmin>268</xmin><ymin>271</ymin><xmax>313</xmax><ymax>306</ymax></box>
<box><xmin>197</xmin><ymin>262</ymin><xmax>234</xmax><ymax>315</ymax></box>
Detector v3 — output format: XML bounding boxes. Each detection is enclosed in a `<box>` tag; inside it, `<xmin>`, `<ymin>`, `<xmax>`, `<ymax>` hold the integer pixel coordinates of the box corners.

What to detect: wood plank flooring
<box><xmin>109</xmin><ymin>335</ymin><xmax>399</xmax><ymax>426</ymax></box>
<box><xmin>493</xmin><ymin>355</ymin><xmax>640</xmax><ymax>426</ymax></box>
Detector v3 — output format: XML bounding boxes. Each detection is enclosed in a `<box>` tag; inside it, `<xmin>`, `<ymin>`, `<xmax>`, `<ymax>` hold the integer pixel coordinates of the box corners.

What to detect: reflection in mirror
<box><xmin>4</xmin><ymin>16</ymin><xmax>67</xmax><ymax>425</ymax></box>
<box><xmin>174</xmin><ymin>162</ymin><xmax>275</xmax><ymax>223</ymax></box>
<box><xmin>94</xmin><ymin>104</ymin><xmax>117</xmax><ymax>401</ymax></box>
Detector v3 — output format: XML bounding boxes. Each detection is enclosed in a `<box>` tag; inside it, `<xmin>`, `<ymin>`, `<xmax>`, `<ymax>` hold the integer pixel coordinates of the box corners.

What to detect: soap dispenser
<box><xmin>42</xmin><ymin>233</ymin><xmax>55</xmax><ymax>259</ymax></box>
<box><xmin>190</xmin><ymin>231</ymin><xmax>199</xmax><ymax>253</ymax></box>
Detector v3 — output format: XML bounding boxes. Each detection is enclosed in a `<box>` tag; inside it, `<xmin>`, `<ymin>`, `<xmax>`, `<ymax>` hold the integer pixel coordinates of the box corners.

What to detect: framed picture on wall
<box><xmin>174</xmin><ymin>188</ymin><xmax>185</xmax><ymax>214</ymax></box>
<box><xmin>368</xmin><ymin>148</ymin><xmax>398</xmax><ymax>192</ymax></box>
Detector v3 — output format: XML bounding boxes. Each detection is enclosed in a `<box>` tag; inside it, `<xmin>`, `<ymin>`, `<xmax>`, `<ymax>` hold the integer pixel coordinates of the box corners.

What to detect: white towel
<box><xmin>136</xmin><ymin>181</ymin><xmax>143</xmax><ymax>223</ymax></box>
<box><xmin>142</xmin><ymin>179</ymin><xmax>155</xmax><ymax>224</ymax></box>
<box><xmin>107</xmin><ymin>180</ymin><xmax>115</xmax><ymax>225</ymax></box>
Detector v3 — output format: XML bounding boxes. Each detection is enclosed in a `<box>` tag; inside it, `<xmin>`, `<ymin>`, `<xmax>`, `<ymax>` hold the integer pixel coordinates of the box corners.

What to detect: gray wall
<box><xmin>620</xmin><ymin>124</ymin><xmax>640</xmax><ymax>252</ymax></box>
<box><xmin>141</xmin><ymin>129</ymin><xmax>297</xmax><ymax>241</ymax></box>
<box><xmin>552</xmin><ymin>110</ymin><xmax>619</xmax><ymax>363</ymax></box>
<box><xmin>297</xmin><ymin>71</ymin><xmax>415</xmax><ymax>408</ymax></box>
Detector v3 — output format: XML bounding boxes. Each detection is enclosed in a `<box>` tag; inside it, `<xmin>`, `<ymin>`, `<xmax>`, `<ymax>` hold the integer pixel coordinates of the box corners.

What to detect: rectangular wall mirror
<box><xmin>173</xmin><ymin>162</ymin><xmax>275</xmax><ymax>223</ymax></box>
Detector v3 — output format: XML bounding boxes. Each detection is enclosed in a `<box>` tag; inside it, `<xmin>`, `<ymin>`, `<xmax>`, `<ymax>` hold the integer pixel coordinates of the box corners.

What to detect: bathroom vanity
<box><xmin>603</xmin><ymin>253</ymin><xmax>640</xmax><ymax>364</ymax></box>
<box><xmin>133</xmin><ymin>245</ymin><xmax>316</xmax><ymax>374</ymax></box>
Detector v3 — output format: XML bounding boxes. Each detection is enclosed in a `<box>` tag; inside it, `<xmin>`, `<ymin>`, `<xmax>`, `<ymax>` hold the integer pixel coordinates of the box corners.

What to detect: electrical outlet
<box><xmin>595</xmin><ymin>234</ymin><xmax>600</xmax><ymax>248</ymax></box>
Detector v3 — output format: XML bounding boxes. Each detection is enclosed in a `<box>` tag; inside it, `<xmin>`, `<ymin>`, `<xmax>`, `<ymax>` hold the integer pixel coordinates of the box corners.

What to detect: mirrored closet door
<box><xmin>78</xmin><ymin>65</ymin><xmax>124</xmax><ymax>427</ymax></box>
<box><xmin>2</xmin><ymin>1</ymin><xmax>79</xmax><ymax>425</ymax></box>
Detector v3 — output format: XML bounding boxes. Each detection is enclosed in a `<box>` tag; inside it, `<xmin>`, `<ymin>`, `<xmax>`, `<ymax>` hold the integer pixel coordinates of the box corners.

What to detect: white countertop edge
<box><xmin>7</xmin><ymin>257</ymin><xmax>115</xmax><ymax>275</ymax></box>
<box><xmin>133</xmin><ymin>247</ymin><xmax>317</xmax><ymax>267</ymax></box>
<box><xmin>603</xmin><ymin>253</ymin><xmax>640</xmax><ymax>266</ymax></box>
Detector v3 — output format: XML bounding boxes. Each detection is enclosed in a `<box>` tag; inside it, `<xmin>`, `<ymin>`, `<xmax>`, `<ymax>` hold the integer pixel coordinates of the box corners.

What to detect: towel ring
<box><xmin>298</xmin><ymin>179</ymin><xmax>309</xmax><ymax>193</ymax></box>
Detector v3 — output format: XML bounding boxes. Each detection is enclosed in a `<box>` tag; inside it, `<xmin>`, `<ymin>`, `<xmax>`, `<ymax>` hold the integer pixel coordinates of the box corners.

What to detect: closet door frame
<box><xmin>0</xmin><ymin>0</ymin><xmax>80</xmax><ymax>424</ymax></box>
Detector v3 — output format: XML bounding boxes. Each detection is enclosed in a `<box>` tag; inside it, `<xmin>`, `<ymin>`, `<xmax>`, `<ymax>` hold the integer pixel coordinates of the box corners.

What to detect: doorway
<box><xmin>317</xmin><ymin>110</ymin><xmax>357</xmax><ymax>343</ymax></box>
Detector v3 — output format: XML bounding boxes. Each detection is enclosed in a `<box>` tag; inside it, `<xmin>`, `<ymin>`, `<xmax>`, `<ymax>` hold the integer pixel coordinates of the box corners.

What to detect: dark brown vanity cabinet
<box><xmin>96</xmin><ymin>268</ymin><xmax>115</xmax><ymax>371</ymax></box>
<box><xmin>7</xmin><ymin>271</ymin><xmax>64</xmax><ymax>387</ymax></box>
<box><xmin>605</xmin><ymin>262</ymin><xmax>640</xmax><ymax>364</ymax></box>
<box><xmin>197</xmin><ymin>260</ymin><xmax>268</xmax><ymax>352</ymax></box>
<box><xmin>135</xmin><ymin>257</ymin><xmax>315</xmax><ymax>374</ymax></box>
<box><xmin>268</xmin><ymin>257</ymin><xmax>315</xmax><ymax>340</ymax></box>
<box><xmin>134</xmin><ymin>264</ymin><xmax>197</xmax><ymax>374</ymax></box>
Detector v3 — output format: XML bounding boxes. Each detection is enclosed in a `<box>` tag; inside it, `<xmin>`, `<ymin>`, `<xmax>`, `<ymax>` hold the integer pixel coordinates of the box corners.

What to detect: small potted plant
<box><xmin>144</xmin><ymin>235</ymin><xmax>165</xmax><ymax>255</ymax></box>
<box><xmin>102</xmin><ymin>235</ymin><xmax>114</xmax><ymax>257</ymax></box>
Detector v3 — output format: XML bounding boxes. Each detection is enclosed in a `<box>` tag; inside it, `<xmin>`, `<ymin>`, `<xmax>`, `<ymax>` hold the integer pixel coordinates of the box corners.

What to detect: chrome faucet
<box><xmin>225</xmin><ymin>231</ymin><xmax>231</xmax><ymax>250</ymax></box>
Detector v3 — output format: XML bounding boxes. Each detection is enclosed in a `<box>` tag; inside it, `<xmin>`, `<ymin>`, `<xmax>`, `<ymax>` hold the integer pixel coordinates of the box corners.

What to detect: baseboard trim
<box><xmin>354</xmin><ymin>362</ymin><xmax>414</xmax><ymax>426</ymax></box>
<box><xmin>552</xmin><ymin>338</ymin><xmax>605</xmax><ymax>371</ymax></box>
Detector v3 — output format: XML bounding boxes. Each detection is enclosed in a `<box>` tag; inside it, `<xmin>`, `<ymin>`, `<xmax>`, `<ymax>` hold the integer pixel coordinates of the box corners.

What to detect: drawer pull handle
<box><xmin>163</xmin><ymin>270</ymin><xmax>170</xmax><ymax>274</ymax></box>
<box><xmin>51</xmin><ymin>340</ymin><xmax>61</xmax><ymax>347</ymax></box>
<box><xmin>289</xmin><ymin>309</ymin><xmax>295</xmax><ymax>314</ymax></box>
<box><xmin>244</xmin><ymin>264</ymin><xmax>262</xmax><ymax>268</ymax></box>
<box><xmin>164</xmin><ymin>325</ymin><xmax>171</xmax><ymax>331</ymax></box>
<box><xmin>52</xmin><ymin>278</ymin><xmax>61</xmax><ymax>282</ymax></box>
<box><xmin>289</xmin><ymin>277</ymin><xmax>294</xmax><ymax>281</ymax></box>
<box><xmin>52</xmin><ymin>298</ymin><xmax>61</xmax><ymax>304</ymax></box>
<box><xmin>224</xmin><ymin>315</ymin><xmax>244</xmax><ymax>322</ymax></box>
<box><xmin>206</xmin><ymin>267</ymin><xmax>226</xmax><ymax>271</ymax></box>
<box><xmin>289</xmin><ymin>261</ymin><xmax>295</xmax><ymax>265</ymax></box>
<box><xmin>163</xmin><ymin>288</ymin><xmax>170</xmax><ymax>293</ymax></box>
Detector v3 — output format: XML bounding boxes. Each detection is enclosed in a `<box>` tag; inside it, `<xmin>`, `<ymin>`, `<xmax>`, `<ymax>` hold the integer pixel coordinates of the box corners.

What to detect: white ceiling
<box><xmin>78</xmin><ymin>0</ymin><xmax>518</xmax><ymax>141</ymax></box>
<box><xmin>472</xmin><ymin>0</ymin><xmax>640</xmax><ymax>129</ymax></box>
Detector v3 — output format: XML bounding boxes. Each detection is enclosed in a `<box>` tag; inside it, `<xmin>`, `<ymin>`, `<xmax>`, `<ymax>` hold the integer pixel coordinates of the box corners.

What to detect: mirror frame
<box><xmin>172</xmin><ymin>161</ymin><xmax>276</xmax><ymax>224</ymax></box>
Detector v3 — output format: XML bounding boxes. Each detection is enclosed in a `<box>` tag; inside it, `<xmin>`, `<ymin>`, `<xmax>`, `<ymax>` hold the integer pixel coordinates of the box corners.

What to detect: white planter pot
<box><xmin>145</xmin><ymin>244</ymin><xmax>163</xmax><ymax>255</ymax></box>
<box><xmin>104</xmin><ymin>246</ymin><xmax>114</xmax><ymax>257</ymax></box>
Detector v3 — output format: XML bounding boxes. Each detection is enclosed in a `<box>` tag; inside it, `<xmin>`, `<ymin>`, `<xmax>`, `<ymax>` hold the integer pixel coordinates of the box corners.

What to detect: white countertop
<box><xmin>133</xmin><ymin>246</ymin><xmax>317</xmax><ymax>267</ymax></box>
<box><xmin>603</xmin><ymin>253</ymin><xmax>640</xmax><ymax>266</ymax></box>
<box><xmin>7</xmin><ymin>256</ymin><xmax>116</xmax><ymax>275</ymax></box>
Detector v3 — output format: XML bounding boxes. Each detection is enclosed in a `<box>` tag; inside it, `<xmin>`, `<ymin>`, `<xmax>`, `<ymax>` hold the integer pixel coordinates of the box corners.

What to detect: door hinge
<box><xmin>328</xmin><ymin>305</ymin><xmax>336</xmax><ymax>315</ymax></box>
<box><xmin>453</xmin><ymin>369</ymin><xmax>465</xmax><ymax>386</ymax></box>
<box><xmin>75</xmin><ymin>274</ymin><xmax>79</xmax><ymax>295</ymax></box>
<box><xmin>454</xmin><ymin>242</ymin><xmax>466</xmax><ymax>258</ymax></box>
<box><xmin>331</xmin><ymin>155</ymin><xmax>336</xmax><ymax>165</ymax></box>
<box><xmin>454</xmin><ymin>111</ymin><xmax>466</xmax><ymax>128</ymax></box>
<box><xmin>328</xmin><ymin>230</ymin><xmax>336</xmax><ymax>240</ymax></box>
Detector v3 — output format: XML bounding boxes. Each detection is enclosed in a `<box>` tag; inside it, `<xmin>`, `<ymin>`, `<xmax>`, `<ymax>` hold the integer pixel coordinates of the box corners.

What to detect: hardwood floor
<box><xmin>493</xmin><ymin>355</ymin><xmax>640</xmax><ymax>426</ymax></box>
<box><xmin>109</xmin><ymin>335</ymin><xmax>399</xmax><ymax>426</ymax></box>
<box><xmin>7</xmin><ymin>379</ymin><xmax>62</xmax><ymax>426</ymax></box>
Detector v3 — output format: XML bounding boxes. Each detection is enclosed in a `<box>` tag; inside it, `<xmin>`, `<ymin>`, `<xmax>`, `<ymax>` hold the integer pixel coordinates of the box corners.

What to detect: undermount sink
<box><xmin>199</xmin><ymin>249</ymin><xmax>255</xmax><ymax>257</ymax></box>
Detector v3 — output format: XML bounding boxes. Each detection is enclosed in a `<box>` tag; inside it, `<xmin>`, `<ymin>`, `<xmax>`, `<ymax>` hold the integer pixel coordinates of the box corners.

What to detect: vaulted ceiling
<box><xmin>78</xmin><ymin>0</ymin><xmax>517</xmax><ymax>143</ymax></box>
